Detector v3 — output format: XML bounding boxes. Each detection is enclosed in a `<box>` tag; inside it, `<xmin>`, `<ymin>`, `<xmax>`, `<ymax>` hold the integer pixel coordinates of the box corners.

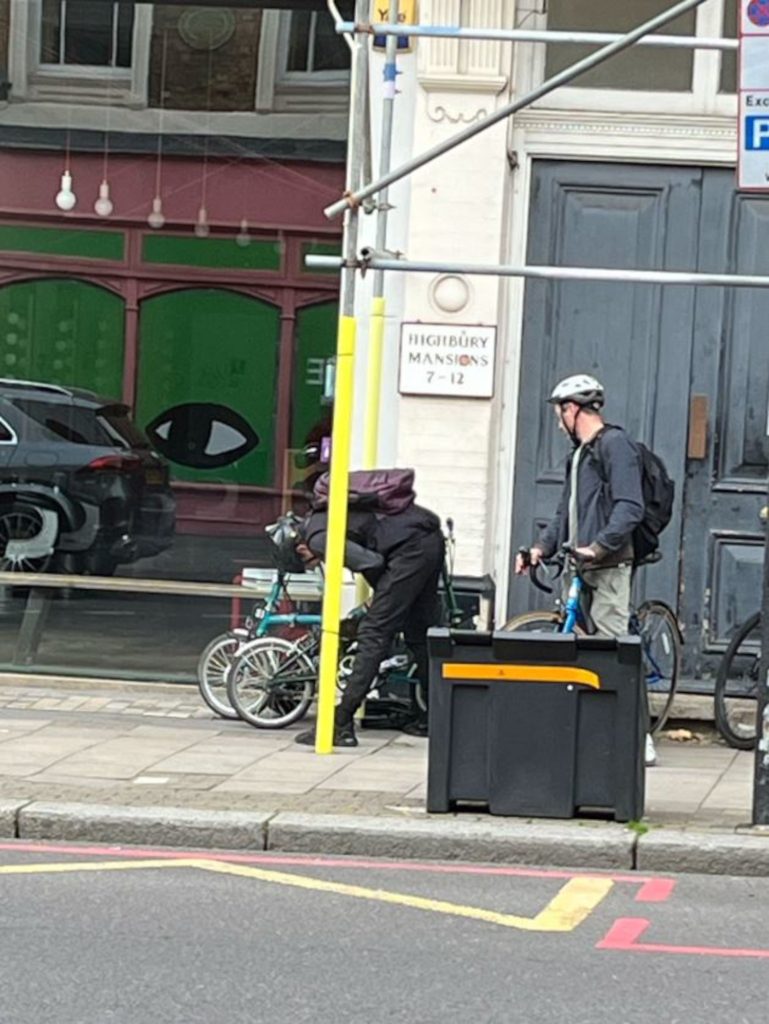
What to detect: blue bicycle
<box><xmin>508</xmin><ymin>544</ymin><xmax>681</xmax><ymax>736</ymax></box>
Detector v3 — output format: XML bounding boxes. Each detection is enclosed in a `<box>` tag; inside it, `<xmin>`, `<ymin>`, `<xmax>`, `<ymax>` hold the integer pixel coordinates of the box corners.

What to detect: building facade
<box><xmin>370</xmin><ymin>0</ymin><xmax>766</xmax><ymax>685</ymax></box>
<box><xmin>0</xmin><ymin>1</ymin><xmax>765</xmax><ymax>689</ymax></box>
<box><xmin>0</xmin><ymin>1</ymin><xmax>351</xmax><ymax>559</ymax></box>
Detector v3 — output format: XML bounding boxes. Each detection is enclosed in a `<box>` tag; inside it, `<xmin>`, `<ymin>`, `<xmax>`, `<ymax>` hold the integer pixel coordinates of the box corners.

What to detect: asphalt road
<box><xmin>1</xmin><ymin>842</ymin><xmax>768</xmax><ymax>1024</ymax></box>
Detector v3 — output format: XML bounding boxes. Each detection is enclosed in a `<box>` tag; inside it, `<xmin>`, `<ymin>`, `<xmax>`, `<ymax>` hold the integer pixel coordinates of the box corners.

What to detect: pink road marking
<box><xmin>635</xmin><ymin>878</ymin><xmax>676</xmax><ymax>903</ymax></box>
<box><xmin>0</xmin><ymin>839</ymin><xmax>668</xmax><ymax>889</ymax></box>
<box><xmin>598</xmin><ymin>918</ymin><xmax>769</xmax><ymax>959</ymax></box>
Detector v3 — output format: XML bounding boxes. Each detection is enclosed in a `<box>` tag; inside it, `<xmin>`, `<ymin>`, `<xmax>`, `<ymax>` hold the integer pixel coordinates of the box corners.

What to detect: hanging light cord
<box><xmin>155</xmin><ymin>29</ymin><xmax>169</xmax><ymax>201</ymax></box>
<box><xmin>200</xmin><ymin>39</ymin><xmax>215</xmax><ymax>214</ymax></box>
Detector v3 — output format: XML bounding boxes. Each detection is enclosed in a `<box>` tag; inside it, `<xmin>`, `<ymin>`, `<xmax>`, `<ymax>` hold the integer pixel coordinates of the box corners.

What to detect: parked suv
<box><xmin>0</xmin><ymin>379</ymin><xmax>175</xmax><ymax>574</ymax></box>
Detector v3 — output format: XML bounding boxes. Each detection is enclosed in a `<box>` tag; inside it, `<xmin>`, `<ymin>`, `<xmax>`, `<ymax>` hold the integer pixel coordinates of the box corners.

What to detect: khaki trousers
<box><xmin>582</xmin><ymin>564</ymin><xmax>632</xmax><ymax>638</ymax></box>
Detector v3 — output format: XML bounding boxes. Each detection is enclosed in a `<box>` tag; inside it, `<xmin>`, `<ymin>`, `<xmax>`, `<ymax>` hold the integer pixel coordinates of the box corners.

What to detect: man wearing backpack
<box><xmin>514</xmin><ymin>373</ymin><xmax>658</xmax><ymax>766</ymax></box>
<box><xmin>295</xmin><ymin>478</ymin><xmax>445</xmax><ymax>748</ymax></box>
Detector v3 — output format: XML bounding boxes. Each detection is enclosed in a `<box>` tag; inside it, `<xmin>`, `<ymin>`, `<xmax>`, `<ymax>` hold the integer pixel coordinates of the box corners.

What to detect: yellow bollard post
<box><xmin>315</xmin><ymin>315</ymin><xmax>357</xmax><ymax>755</ymax></box>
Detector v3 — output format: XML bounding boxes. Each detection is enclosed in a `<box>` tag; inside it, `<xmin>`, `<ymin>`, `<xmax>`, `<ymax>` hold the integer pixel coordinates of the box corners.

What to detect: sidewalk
<box><xmin>0</xmin><ymin>676</ymin><xmax>765</xmax><ymax>874</ymax></box>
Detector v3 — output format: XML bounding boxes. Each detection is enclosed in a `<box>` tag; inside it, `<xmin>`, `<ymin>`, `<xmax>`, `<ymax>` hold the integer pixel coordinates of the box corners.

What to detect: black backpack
<box><xmin>592</xmin><ymin>427</ymin><xmax>675</xmax><ymax>565</ymax></box>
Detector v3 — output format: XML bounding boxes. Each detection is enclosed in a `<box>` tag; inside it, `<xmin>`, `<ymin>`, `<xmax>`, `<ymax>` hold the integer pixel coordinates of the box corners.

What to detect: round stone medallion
<box><xmin>430</xmin><ymin>274</ymin><xmax>471</xmax><ymax>314</ymax></box>
<box><xmin>178</xmin><ymin>7</ymin><xmax>236</xmax><ymax>51</ymax></box>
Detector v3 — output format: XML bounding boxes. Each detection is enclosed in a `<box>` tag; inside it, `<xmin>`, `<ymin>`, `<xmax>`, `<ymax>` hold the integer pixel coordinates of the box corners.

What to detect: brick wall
<box><xmin>148</xmin><ymin>4</ymin><xmax>262</xmax><ymax>112</ymax></box>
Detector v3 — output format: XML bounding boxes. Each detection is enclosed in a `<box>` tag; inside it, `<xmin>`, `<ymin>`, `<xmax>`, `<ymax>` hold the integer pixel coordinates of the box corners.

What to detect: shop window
<box><xmin>544</xmin><ymin>0</ymin><xmax>696</xmax><ymax>92</ymax></box>
<box><xmin>8</xmin><ymin>0</ymin><xmax>151</xmax><ymax>104</ymax></box>
<box><xmin>255</xmin><ymin>3</ymin><xmax>353</xmax><ymax>113</ymax></box>
<box><xmin>136</xmin><ymin>289</ymin><xmax>280</xmax><ymax>488</ymax></box>
<box><xmin>0</xmin><ymin>279</ymin><xmax>124</xmax><ymax>398</ymax></box>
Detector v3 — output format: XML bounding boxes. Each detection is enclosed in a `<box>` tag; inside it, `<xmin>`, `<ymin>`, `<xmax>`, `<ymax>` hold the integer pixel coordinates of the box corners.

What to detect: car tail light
<box><xmin>84</xmin><ymin>454</ymin><xmax>143</xmax><ymax>474</ymax></box>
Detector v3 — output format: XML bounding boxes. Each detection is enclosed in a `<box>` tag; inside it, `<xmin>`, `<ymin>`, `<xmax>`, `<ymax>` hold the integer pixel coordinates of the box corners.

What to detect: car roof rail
<box><xmin>0</xmin><ymin>378</ymin><xmax>72</xmax><ymax>397</ymax></box>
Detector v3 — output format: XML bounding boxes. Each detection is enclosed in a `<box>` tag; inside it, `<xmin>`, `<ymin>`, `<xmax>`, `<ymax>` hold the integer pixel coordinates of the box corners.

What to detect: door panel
<box><xmin>681</xmin><ymin>176</ymin><xmax>769</xmax><ymax>680</ymax></box>
<box><xmin>509</xmin><ymin>161</ymin><xmax>701</xmax><ymax>621</ymax></box>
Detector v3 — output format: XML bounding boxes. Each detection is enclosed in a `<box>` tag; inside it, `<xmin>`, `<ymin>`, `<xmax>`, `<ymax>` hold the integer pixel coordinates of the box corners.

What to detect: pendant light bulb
<box><xmin>235</xmin><ymin>218</ymin><xmax>251</xmax><ymax>248</ymax></box>
<box><xmin>94</xmin><ymin>180</ymin><xmax>114</xmax><ymax>218</ymax></box>
<box><xmin>55</xmin><ymin>170</ymin><xmax>77</xmax><ymax>212</ymax></box>
<box><xmin>194</xmin><ymin>207</ymin><xmax>210</xmax><ymax>239</ymax></box>
<box><xmin>147</xmin><ymin>196</ymin><xmax>165</xmax><ymax>230</ymax></box>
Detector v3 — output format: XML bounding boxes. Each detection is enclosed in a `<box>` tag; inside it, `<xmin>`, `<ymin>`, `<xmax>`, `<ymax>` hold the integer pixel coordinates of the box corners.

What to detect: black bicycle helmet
<box><xmin>265</xmin><ymin>513</ymin><xmax>307</xmax><ymax>574</ymax></box>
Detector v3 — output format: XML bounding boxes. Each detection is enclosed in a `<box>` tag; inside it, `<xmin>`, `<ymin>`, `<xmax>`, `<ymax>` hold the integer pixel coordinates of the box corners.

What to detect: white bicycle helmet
<box><xmin>547</xmin><ymin>373</ymin><xmax>605</xmax><ymax>409</ymax></box>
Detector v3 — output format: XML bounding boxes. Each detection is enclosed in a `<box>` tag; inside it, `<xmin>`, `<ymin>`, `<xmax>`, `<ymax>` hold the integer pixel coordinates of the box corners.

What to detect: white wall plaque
<box><xmin>398</xmin><ymin>322</ymin><xmax>497</xmax><ymax>398</ymax></box>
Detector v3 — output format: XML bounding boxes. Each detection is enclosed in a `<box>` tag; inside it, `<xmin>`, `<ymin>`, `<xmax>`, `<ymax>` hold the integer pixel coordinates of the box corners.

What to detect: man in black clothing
<box><xmin>295</xmin><ymin>503</ymin><xmax>445</xmax><ymax>748</ymax></box>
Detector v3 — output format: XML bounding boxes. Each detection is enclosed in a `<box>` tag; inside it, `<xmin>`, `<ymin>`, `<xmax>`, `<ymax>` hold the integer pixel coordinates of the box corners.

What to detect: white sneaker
<box><xmin>645</xmin><ymin>733</ymin><xmax>657</xmax><ymax>768</ymax></box>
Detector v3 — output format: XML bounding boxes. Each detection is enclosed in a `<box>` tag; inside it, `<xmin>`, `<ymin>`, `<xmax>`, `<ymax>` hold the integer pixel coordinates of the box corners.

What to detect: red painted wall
<box><xmin>0</xmin><ymin>150</ymin><xmax>345</xmax><ymax>233</ymax></box>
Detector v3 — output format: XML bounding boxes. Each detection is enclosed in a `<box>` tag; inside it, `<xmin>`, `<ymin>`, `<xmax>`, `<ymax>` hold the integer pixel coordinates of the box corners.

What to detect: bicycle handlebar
<box><xmin>517</xmin><ymin>547</ymin><xmax>559</xmax><ymax>594</ymax></box>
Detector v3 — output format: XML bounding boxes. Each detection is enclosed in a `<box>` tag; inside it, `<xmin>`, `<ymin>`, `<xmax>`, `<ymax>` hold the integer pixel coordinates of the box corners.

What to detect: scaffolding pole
<box><xmin>325</xmin><ymin>0</ymin><xmax>708</xmax><ymax>220</ymax></box>
<box><xmin>363</xmin><ymin>0</ymin><xmax>399</xmax><ymax>471</ymax></box>
<box><xmin>338</xmin><ymin>21</ymin><xmax>737</xmax><ymax>52</ymax></box>
<box><xmin>305</xmin><ymin>256</ymin><xmax>769</xmax><ymax>291</ymax></box>
<box><xmin>314</xmin><ymin>0</ymin><xmax>711</xmax><ymax>756</ymax></box>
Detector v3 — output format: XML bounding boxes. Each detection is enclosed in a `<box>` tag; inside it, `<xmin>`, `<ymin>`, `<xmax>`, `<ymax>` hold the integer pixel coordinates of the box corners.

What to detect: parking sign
<box><xmin>740</xmin><ymin>1</ymin><xmax>769</xmax><ymax>188</ymax></box>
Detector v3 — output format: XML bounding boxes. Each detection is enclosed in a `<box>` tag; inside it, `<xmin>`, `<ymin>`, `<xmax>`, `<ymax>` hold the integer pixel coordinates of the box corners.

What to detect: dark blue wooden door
<box><xmin>510</xmin><ymin>160</ymin><xmax>769</xmax><ymax>687</ymax></box>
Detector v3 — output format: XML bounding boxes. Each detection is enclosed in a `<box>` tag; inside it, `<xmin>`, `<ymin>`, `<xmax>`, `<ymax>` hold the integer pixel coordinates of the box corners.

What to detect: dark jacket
<box><xmin>539</xmin><ymin>425</ymin><xmax>644</xmax><ymax>566</ymax></box>
<box><xmin>303</xmin><ymin>504</ymin><xmax>442</xmax><ymax>583</ymax></box>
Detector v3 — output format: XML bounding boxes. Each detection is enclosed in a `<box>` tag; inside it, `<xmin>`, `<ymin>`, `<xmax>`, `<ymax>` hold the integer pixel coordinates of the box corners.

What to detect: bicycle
<box><xmin>714</xmin><ymin>611</ymin><xmax>762</xmax><ymax>750</ymax></box>
<box><xmin>225</xmin><ymin>517</ymin><xmax>470</xmax><ymax>729</ymax></box>
<box><xmin>712</xmin><ymin>506</ymin><xmax>768</xmax><ymax>750</ymax></box>
<box><xmin>506</xmin><ymin>545</ymin><xmax>682</xmax><ymax>737</ymax></box>
<box><xmin>196</xmin><ymin>568</ymin><xmax>324</xmax><ymax>721</ymax></box>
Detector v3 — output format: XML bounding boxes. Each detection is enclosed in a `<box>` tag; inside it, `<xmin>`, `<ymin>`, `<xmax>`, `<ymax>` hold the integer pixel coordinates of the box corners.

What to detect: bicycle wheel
<box><xmin>197</xmin><ymin>633</ymin><xmax>241</xmax><ymax>720</ymax></box>
<box><xmin>502</xmin><ymin>611</ymin><xmax>562</xmax><ymax>633</ymax></box>
<box><xmin>227</xmin><ymin>636</ymin><xmax>316</xmax><ymax>729</ymax></box>
<box><xmin>714</xmin><ymin>612</ymin><xmax>761</xmax><ymax>750</ymax></box>
<box><xmin>634</xmin><ymin>601</ymin><xmax>681</xmax><ymax>737</ymax></box>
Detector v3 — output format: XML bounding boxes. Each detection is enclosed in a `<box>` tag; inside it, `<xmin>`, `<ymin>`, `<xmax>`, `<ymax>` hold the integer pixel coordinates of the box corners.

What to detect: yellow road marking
<box><xmin>0</xmin><ymin>858</ymin><xmax>613</xmax><ymax>933</ymax></box>
<box><xmin>0</xmin><ymin>858</ymin><xmax>201</xmax><ymax>875</ymax></box>
<box><xmin>195</xmin><ymin>859</ymin><xmax>614</xmax><ymax>933</ymax></box>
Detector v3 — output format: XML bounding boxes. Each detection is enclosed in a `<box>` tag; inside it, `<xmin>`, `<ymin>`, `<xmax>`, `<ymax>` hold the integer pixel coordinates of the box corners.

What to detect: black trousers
<box><xmin>338</xmin><ymin>530</ymin><xmax>445</xmax><ymax>720</ymax></box>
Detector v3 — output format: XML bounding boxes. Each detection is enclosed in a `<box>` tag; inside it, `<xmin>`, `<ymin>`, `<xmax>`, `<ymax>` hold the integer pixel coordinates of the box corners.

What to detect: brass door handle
<box><xmin>687</xmin><ymin>395</ymin><xmax>708</xmax><ymax>460</ymax></box>
<box><xmin>761</xmin><ymin>506</ymin><xmax>768</xmax><ymax>524</ymax></box>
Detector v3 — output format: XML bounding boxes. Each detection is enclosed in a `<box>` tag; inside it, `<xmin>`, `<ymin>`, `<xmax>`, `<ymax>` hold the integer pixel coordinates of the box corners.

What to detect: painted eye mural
<box><xmin>145</xmin><ymin>403</ymin><xmax>259</xmax><ymax>470</ymax></box>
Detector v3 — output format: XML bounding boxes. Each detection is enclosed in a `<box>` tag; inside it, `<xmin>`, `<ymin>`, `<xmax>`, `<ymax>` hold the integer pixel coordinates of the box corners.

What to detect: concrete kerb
<box><xmin>636</xmin><ymin>828</ymin><xmax>769</xmax><ymax>876</ymax></box>
<box><xmin>16</xmin><ymin>802</ymin><xmax>272</xmax><ymax>850</ymax></box>
<box><xmin>0</xmin><ymin>800</ymin><xmax>30</xmax><ymax>838</ymax></box>
<box><xmin>2</xmin><ymin>802</ymin><xmax>769</xmax><ymax>874</ymax></box>
<box><xmin>266</xmin><ymin>812</ymin><xmax>636</xmax><ymax>867</ymax></box>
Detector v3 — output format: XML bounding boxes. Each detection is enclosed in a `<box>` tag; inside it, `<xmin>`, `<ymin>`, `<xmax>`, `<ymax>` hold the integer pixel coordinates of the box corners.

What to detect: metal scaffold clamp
<box><xmin>359</xmin><ymin>246</ymin><xmax>403</xmax><ymax>276</ymax></box>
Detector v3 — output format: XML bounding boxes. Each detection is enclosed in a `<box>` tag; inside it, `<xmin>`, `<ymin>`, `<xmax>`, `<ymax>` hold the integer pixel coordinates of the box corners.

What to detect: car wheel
<box><xmin>0</xmin><ymin>503</ymin><xmax>59</xmax><ymax>573</ymax></box>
